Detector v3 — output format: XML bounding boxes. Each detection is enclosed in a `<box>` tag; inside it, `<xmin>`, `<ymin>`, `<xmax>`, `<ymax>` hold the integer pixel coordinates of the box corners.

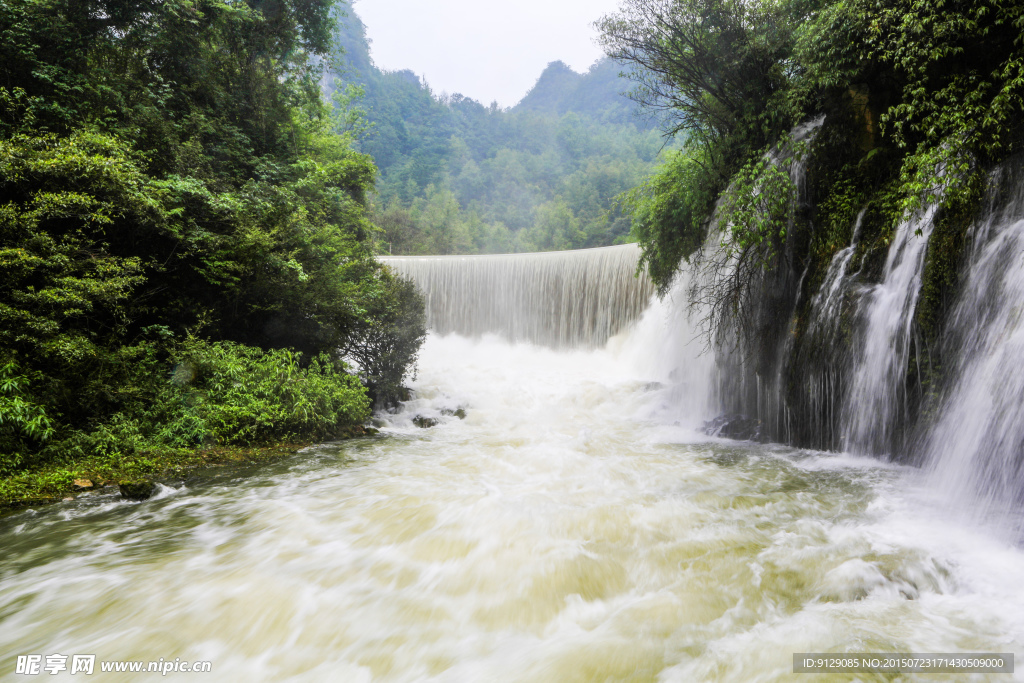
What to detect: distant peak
<box><xmin>542</xmin><ymin>60</ymin><xmax>578</xmax><ymax>74</ymax></box>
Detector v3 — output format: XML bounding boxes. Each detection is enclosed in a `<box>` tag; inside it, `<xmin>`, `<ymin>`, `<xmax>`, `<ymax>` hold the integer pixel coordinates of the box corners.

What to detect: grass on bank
<box><xmin>0</xmin><ymin>432</ymin><xmax>376</xmax><ymax>509</ymax></box>
<box><xmin>1</xmin><ymin>338</ymin><xmax>379</xmax><ymax>508</ymax></box>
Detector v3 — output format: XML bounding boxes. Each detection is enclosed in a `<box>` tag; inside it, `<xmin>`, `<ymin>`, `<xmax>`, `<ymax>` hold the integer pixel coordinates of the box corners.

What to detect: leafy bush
<box><xmin>155</xmin><ymin>341</ymin><xmax>371</xmax><ymax>447</ymax></box>
<box><xmin>341</xmin><ymin>274</ymin><xmax>426</xmax><ymax>408</ymax></box>
<box><xmin>0</xmin><ymin>362</ymin><xmax>54</xmax><ymax>475</ymax></box>
<box><xmin>619</xmin><ymin>149</ymin><xmax>722</xmax><ymax>293</ymax></box>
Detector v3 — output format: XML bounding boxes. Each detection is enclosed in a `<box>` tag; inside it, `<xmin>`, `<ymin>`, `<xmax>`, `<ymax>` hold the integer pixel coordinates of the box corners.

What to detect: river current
<box><xmin>3</xmin><ymin>329</ymin><xmax>1024</xmax><ymax>681</ymax></box>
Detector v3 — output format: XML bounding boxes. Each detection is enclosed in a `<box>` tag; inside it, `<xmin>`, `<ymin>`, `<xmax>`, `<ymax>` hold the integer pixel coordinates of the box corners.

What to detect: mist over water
<box><xmin>4</xmin><ymin>294</ymin><xmax>1024</xmax><ymax>680</ymax></box>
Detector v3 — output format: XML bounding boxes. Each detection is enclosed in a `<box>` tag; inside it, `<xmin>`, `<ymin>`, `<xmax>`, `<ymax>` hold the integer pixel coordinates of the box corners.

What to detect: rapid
<box><xmin>3</xmin><ymin>276</ymin><xmax>1024</xmax><ymax>681</ymax></box>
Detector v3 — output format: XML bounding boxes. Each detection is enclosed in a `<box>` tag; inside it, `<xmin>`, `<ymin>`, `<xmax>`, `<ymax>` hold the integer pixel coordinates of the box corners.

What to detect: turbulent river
<box><xmin>5</xmin><ymin>317</ymin><xmax>1024</xmax><ymax>680</ymax></box>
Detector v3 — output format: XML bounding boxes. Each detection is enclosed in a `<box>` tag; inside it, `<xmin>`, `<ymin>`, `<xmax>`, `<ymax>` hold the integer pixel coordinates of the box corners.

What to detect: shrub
<box><xmin>154</xmin><ymin>340</ymin><xmax>372</xmax><ymax>447</ymax></box>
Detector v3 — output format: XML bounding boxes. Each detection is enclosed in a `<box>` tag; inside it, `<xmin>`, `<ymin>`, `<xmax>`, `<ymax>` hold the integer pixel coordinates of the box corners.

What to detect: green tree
<box><xmin>0</xmin><ymin>0</ymin><xmax>428</xmax><ymax>480</ymax></box>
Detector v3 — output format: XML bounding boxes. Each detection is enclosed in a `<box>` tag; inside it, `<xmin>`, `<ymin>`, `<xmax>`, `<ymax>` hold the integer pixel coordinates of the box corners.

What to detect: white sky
<box><xmin>351</xmin><ymin>0</ymin><xmax>623</xmax><ymax>108</ymax></box>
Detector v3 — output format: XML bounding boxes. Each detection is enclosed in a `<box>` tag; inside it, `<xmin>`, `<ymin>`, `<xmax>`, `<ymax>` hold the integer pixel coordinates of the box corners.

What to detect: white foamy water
<box><xmin>2</xmin><ymin>330</ymin><xmax>1024</xmax><ymax>682</ymax></box>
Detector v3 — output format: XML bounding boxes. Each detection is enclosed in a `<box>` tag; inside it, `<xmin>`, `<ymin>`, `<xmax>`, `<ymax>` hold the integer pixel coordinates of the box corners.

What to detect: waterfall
<box><xmin>791</xmin><ymin>209</ymin><xmax>867</xmax><ymax>449</ymax></box>
<box><xmin>842</xmin><ymin>205</ymin><xmax>939</xmax><ymax>454</ymax></box>
<box><xmin>379</xmin><ymin>125</ymin><xmax>1024</xmax><ymax>519</ymax></box>
<box><xmin>923</xmin><ymin>165</ymin><xmax>1024</xmax><ymax>516</ymax></box>
<box><xmin>381</xmin><ymin>243</ymin><xmax>655</xmax><ymax>348</ymax></box>
<box><xmin>808</xmin><ymin>208</ymin><xmax>866</xmax><ymax>332</ymax></box>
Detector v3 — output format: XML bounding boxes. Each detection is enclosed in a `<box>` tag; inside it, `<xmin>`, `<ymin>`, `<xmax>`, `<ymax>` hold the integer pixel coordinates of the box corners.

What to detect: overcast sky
<box><xmin>351</xmin><ymin>0</ymin><xmax>623</xmax><ymax>108</ymax></box>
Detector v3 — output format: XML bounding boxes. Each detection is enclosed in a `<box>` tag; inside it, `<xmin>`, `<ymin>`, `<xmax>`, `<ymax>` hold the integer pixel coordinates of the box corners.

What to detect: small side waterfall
<box><xmin>808</xmin><ymin>209</ymin><xmax>865</xmax><ymax>330</ymax></box>
<box><xmin>381</xmin><ymin>244</ymin><xmax>655</xmax><ymax>348</ymax></box>
<box><xmin>747</xmin><ymin>194</ymin><xmax>940</xmax><ymax>456</ymax></box>
<box><xmin>709</xmin><ymin>116</ymin><xmax>945</xmax><ymax>458</ymax></box>
<box><xmin>842</xmin><ymin>205</ymin><xmax>939</xmax><ymax>453</ymax></box>
<box><xmin>924</xmin><ymin>165</ymin><xmax>1024</xmax><ymax>515</ymax></box>
<box><xmin>791</xmin><ymin>209</ymin><xmax>867</xmax><ymax>449</ymax></box>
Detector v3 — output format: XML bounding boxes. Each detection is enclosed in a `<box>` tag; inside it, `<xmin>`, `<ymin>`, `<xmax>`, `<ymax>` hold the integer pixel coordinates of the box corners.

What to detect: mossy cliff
<box><xmin>603</xmin><ymin>0</ymin><xmax>1024</xmax><ymax>458</ymax></box>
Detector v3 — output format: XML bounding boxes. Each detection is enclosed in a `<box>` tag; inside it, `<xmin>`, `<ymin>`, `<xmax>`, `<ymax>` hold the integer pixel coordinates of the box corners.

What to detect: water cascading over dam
<box><xmin>381</xmin><ymin>243</ymin><xmax>655</xmax><ymax>348</ymax></box>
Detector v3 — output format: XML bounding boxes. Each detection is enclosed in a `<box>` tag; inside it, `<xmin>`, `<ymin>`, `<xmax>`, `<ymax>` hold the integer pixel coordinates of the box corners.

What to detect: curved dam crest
<box><xmin>381</xmin><ymin>243</ymin><xmax>655</xmax><ymax>348</ymax></box>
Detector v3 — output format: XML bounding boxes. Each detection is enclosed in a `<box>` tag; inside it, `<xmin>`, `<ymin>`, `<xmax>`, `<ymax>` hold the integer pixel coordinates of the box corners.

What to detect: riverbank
<box><xmin>0</xmin><ymin>426</ymin><xmax>378</xmax><ymax>511</ymax></box>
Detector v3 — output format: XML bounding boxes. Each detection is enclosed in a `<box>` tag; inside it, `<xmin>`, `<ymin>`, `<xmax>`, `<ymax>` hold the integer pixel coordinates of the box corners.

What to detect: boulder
<box><xmin>119</xmin><ymin>480</ymin><xmax>156</xmax><ymax>501</ymax></box>
<box><xmin>703</xmin><ymin>413</ymin><xmax>762</xmax><ymax>441</ymax></box>
<box><xmin>72</xmin><ymin>478</ymin><xmax>94</xmax><ymax>491</ymax></box>
<box><xmin>412</xmin><ymin>415</ymin><xmax>438</xmax><ymax>428</ymax></box>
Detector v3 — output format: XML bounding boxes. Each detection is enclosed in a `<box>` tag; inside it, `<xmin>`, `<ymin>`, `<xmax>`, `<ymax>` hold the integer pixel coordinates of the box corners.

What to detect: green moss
<box><xmin>903</xmin><ymin>173</ymin><xmax>984</xmax><ymax>429</ymax></box>
<box><xmin>801</xmin><ymin>111</ymin><xmax>904</xmax><ymax>299</ymax></box>
<box><xmin>915</xmin><ymin>176</ymin><xmax>984</xmax><ymax>339</ymax></box>
<box><xmin>852</xmin><ymin>180</ymin><xmax>904</xmax><ymax>282</ymax></box>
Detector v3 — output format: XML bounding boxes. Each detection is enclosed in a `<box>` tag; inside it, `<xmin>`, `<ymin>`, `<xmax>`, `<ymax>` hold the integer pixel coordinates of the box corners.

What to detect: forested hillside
<box><xmin>0</xmin><ymin>0</ymin><xmax>425</xmax><ymax>501</ymax></box>
<box><xmin>329</xmin><ymin>8</ymin><xmax>665</xmax><ymax>254</ymax></box>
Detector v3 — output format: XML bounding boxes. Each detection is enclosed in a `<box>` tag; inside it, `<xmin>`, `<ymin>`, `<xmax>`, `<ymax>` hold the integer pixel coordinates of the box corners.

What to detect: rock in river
<box><xmin>119</xmin><ymin>480</ymin><xmax>156</xmax><ymax>501</ymax></box>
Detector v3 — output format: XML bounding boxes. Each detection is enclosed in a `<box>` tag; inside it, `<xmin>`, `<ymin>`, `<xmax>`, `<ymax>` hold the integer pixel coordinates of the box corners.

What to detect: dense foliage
<box><xmin>598</xmin><ymin>0</ymin><xmax>816</xmax><ymax>289</ymax></box>
<box><xmin>330</xmin><ymin>9</ymin><xmax>668</xmax><ymax>254</ymax></box>
<box><xmin>601</xmin><ymin>0</ymin><xmax>1024</xmax><ymax>304</ymax></box>
<box><xmin>0</xmin><ymin>0</ymin><xmax>425</xmax><ymax>485</ymax></box>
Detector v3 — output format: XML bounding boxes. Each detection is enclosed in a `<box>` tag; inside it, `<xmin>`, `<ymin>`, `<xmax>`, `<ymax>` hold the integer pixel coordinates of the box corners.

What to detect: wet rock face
<box><xmin>703</xmin><ymin>414</ymin><xmax>762</xmax><ymax>441</ymax></box>
<box><xmin>412</xmin><ymin>416</ymin><xmax>439</xmax><ymax>428</ymax></box>
<box><xmin>119</xmin><ymin>481</ymin><xmax>156</xmax><ymax>501</ymax></box>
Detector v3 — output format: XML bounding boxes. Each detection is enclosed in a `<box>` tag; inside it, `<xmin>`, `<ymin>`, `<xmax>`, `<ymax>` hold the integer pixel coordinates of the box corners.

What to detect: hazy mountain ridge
<box><xmin>516</xmin><ymin>59</ymin><xmax>647</xmax><ymax>128</ymax></box>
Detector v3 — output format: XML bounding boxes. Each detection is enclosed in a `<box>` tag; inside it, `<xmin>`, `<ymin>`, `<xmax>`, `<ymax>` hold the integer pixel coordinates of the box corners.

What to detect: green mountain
<box><xmin>517</xmin><ymin>59</ymin><xmax>647</xmax><ymax>127</ymax></box>
<box><xmin>328</xmin><ymin>7</ymin><xmax>666</xmax><ymax>255</ymax></box>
